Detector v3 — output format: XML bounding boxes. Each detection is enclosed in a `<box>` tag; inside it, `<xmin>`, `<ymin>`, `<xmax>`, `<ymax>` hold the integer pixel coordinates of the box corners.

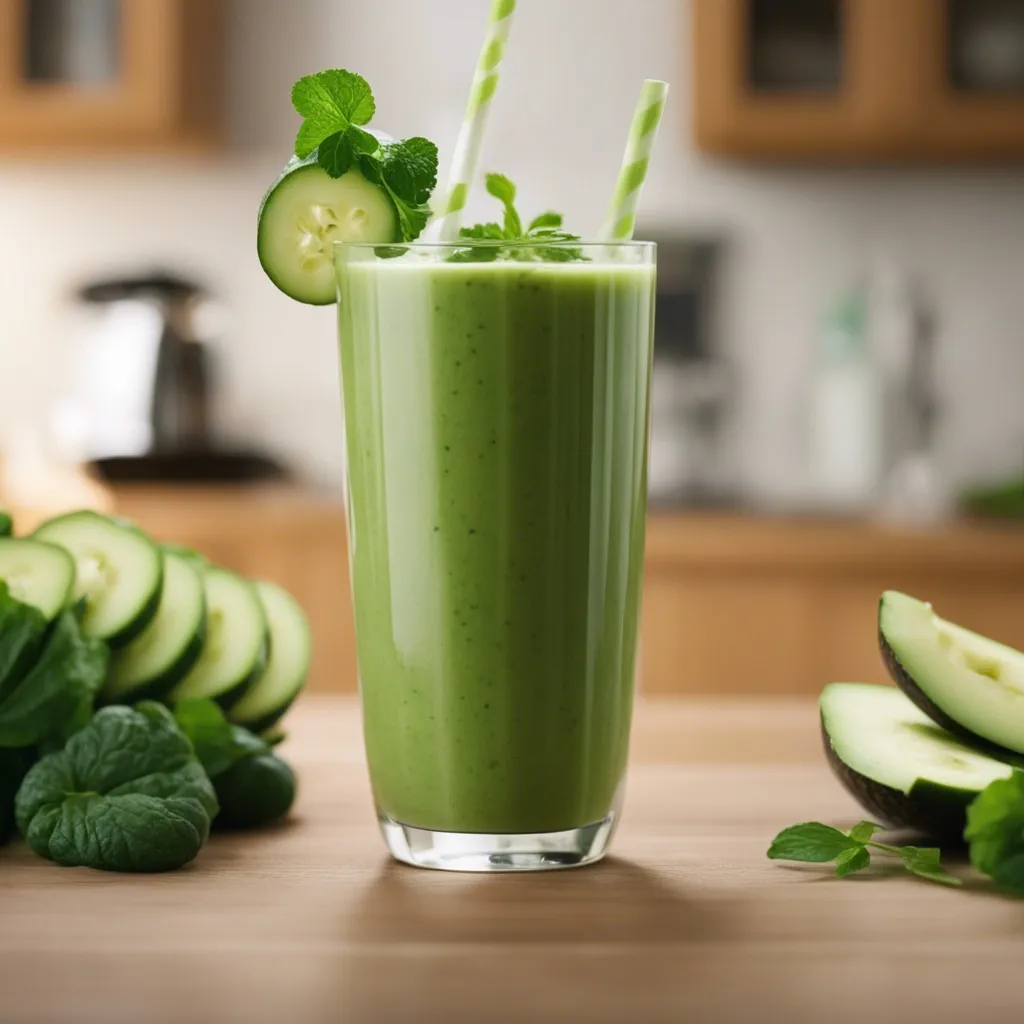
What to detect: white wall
<box><xmin>1</xmin><ymin>0</ymin><xmax>1022</xmax><ymax>500</ymax></box>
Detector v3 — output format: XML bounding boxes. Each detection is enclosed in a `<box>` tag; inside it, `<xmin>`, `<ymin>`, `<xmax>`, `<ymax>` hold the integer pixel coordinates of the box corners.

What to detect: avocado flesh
<box><xmin>879</xmin><ymin>590</ymin><xmax>1024</xmax><ymax>756</ymax></box>
<box><xmin>821</xmin><ymin>682</ymin><xmax>1012</xmax><ymax>840</ymax></box>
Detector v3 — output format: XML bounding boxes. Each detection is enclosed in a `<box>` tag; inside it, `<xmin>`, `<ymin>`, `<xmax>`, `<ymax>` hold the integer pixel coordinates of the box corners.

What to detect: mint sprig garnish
<box><xmin>767</xmin><ymin>820</ymin><xmax>960</xmax><ymax>886</ymax></box>
<box><xmin>291</xmin><ymin>69</ymin><xmax>438</xmax><ymax>242</ymax></box>
<box><xmin>450</xmin><ymin>173</ymin><xmax>584</xmax><ymax>263</ymax></box>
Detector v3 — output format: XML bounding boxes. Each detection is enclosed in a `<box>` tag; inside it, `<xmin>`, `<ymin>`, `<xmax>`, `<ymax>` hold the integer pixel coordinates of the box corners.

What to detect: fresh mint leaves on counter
<box><xmin>175</xmin><ymin>699</ymin><xmax>296</xmax><ymax>830</ymax></box>
<box><xmin>16</xmin><ymin>702</ymin><xmax>218</xmax><ymax>872</ymax></box>
<box><xmin>767</xmin><ymin>820</ymin><xmax>960</xmax><ymax>887</ymax></box>
<box><xmin>965</xmin><ymin>771</ymin><xmax>1024</xmax><ymax>895</ymax></box>
<box><xmin>450</xmin><ymin>173</ymin><xmax>584</xmax><ymax>263</ymax></box>
<box><xmin>291</xmin><ymin>69</ymin><xmax>438</xmax><ymax>242</ymax></box>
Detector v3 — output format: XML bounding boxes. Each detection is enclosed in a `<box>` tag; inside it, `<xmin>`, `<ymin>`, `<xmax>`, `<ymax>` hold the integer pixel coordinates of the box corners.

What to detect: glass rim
<box><xmin>332</xmin><ymin>239</ymin><xmax>656</xmax><ymax>251</ymax></box>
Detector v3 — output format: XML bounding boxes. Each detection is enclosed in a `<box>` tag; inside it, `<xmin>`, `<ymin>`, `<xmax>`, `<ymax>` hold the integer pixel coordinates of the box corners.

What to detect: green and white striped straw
<box><xmin>600</xmin><ymin>79</ymin><xmax>669</xmax><ymax>242</ymax></box>
<box><xmin>437</xmin><ymin>0</ymin><xmax>516</xmax><ymax>241</ymax></box>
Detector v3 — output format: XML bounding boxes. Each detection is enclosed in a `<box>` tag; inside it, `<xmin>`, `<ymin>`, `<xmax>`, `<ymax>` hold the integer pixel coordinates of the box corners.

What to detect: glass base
<box><xmin>378</xmin><ymin>812</ymin><xmax>618</xmax><ymax>873</ymax></box>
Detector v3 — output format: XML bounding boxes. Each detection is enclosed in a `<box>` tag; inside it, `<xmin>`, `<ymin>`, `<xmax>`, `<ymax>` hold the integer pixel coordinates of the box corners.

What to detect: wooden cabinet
<box><xmin>693</xmin><ymin>0</ymin><xmax>1024</xmax><ymax>160</ymax></box>
<box><xmin>0</xmin><ymin>0</ymin><xmax>223</xmax><ymax>151</ymax></box>
<box><xmin>642</xmin><ymin>514</ymin><xmax>1024</xmax><ymax>695</ymax></box>
<box><xmin>101</xmin><ymin>488</ymin><xmax>1024</xmax><ymax>698</ymax></box>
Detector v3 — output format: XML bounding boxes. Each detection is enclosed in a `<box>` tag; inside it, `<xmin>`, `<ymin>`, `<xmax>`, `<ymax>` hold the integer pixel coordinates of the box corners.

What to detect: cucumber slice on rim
<box><xmin>227</xmin><ymin>580</ymin><xmax>312</xmax><ymax>734</ymax></box>
<box><xmin>102</xmin><ymin>550</ymin><xmax>207</xmax><ymax>704</ymax></box>
<box><xmin>0</xmin><ymin>538</ymin><xmax>76</xmax><ymax>621</ymax></box>
<box><xmin>257</xmin><ymin>153</ymin><xmax>398</xmax><ymax>305</ymax></box>
<box><xmin>33</xmin><ymin>511</ymin><xmax>162</xmax><ymax>646</ymax></box>
<box><xmin>0</xmin><ymin>511</ymin><xmax>11</xmax><ymax>537</ymax></box>
<box><xmin>168</xmin><ymin>567</ymin><xmax>268</xmax><ymax>707</ymax></box>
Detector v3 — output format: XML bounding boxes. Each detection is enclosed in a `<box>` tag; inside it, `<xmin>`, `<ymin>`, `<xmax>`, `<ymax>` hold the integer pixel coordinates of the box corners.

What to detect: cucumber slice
<box><xmin>102</xmin><ymin>550</ymin><xmax>206</xmax><ymax>704</ymax></box>
<box><xmin>228</xmin><ymin>581</ymin><xmax>311</xmax><ymax>734</ymax></box>
<box><xmin>0</xmin><ymin>511</ymin><xmax>11</xmax><ymax>537</ymax></box>
<box><xmin>0</xmin><ymin>538</ymin><xmax>75</xmax><ymax>621</ymax></box>
<box><xmin>257</xmin><ymin>154</ymin><xmax>398</xmax><ymax>305</ymax></box>
<box><xmin>168</xmin><ymin>567</ymin><xmax>268</xmax><ymax>707</ymax></box>
<box><xmin>33</xmin><ymin>511</ymin><xmax>162</xmax><ymax>646</ymax></box>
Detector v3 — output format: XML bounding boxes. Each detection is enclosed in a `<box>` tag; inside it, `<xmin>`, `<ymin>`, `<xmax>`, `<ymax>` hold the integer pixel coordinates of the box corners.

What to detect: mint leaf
<box><xmin>767</xmin><ymin>822</ymin><xmax>860</xmax><ymax>862</ymax></box>
<box><xmin>292</xmin><ymin>69</ymin><xmax>375</xmax><ymax>158</ymax></box>
<box><xmin>486</xmin><ymin>172</ymin><xmax>521</xmax><ymax>237</ymax></box>
<box><xmin>991</xmin><ymin>853</ymin><xmax>1024</xmax><ymax>895</ymax></box>
<box><xmin>965</xmin><ymin>771</ymin><xmax>1024</xmax><ymax>890</ymax></box>
<box><xmin>847</xmin><ymin>821</ymin><xmax>884</xmax><ymax>843</ymax></box>
<box><xmin>317</xmin><ymin>130</ymin><xmax>356</xmax><ymax>177</ymax></box>
<box><xmin>459</xmin><ymin>222</ymin><xmax>504</xmax><ymax>240</ymax></box>
<box><xmin>528</xmin><ymin>211</ymin><xmax>563</xmax><ymax>231</ymax></box>
<box><xmin>360</xmin><ymin>137</ymin><xmax>438</xmax><ymax>242</ymax></box>
<box><xmin>453</xmin><ymin>172</ymin><xmax>583</xmax><ymax>264</ymax></box>
<box><xmin>897</xmin><ymin>846</ymin><xmax>961</xmax><ymax>887</ymax></box>
<box><xmin>965</xmin><ymin>771</ymin><xmax>1024</xmax><ymax>876</ymax></box>
<box><xmin>835</xmin><ymin>845</ymin><xmax>871</xmax><ymax>877</ymax></box>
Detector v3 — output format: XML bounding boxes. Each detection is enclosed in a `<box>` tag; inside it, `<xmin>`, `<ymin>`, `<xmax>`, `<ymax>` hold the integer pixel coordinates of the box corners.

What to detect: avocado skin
<box><xmin>821</xmin><ymin>719</ymin><xmax>971</xmax><ymax>842</ymax></box>
<box><xmin>877</xmin><ymin>616</ymin><xmax>1024</xmax><ymax>763</ymax></box>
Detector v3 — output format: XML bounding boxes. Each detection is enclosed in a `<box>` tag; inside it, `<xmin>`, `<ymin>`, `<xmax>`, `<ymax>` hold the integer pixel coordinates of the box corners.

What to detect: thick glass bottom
<box><xmin>378</xmin><ymin>811</ymin><xmax>618</xmax><ymax>873</ymax></box>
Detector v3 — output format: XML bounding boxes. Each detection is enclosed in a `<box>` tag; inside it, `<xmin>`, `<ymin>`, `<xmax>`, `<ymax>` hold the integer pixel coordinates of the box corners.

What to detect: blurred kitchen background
<box><xmin>0</xmin><ymin>0</ymin><xmax>1023</xmax><ymax>696</ymax></box>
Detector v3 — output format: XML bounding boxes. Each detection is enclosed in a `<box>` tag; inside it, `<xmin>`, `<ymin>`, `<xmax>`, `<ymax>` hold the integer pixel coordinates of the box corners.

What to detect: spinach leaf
<box><xmin>0</xmin><ymin>582</ymin><xmax>48</xmax><ymax>703</ymax></box>
<box><xmin>0</xmin><ymin>748</ymin><xmax>29</xmax><ymax>845</ymax></box>
<box><xmin>15</xmin><ymin>702</ymin><xmax>218</xmax><ymax>872</ymax></box>
<box><xmin>0</xmin><ymin>608</ymin><xmax>107</xmax><ymax>749</ymax></box>
<box><xmin>174</xmin><ymin>698</ymin><xmax>264</xmax><ymax>777</ymax></box>
<box><xmin>214</xmin><ymin>752</ymin><xmax>296</xmax><ymax>829</ymax></box>
<box><xmin>175</xmin><ymin>699</ymin><xmax>296</xmax><ymax>829</ymax></box>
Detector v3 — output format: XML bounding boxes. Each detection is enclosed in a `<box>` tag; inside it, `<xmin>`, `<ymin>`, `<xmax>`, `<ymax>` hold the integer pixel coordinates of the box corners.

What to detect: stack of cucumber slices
<box><xmin>824</xmin><ymin>591</ymin><xmax>1024</xmax><ymax>839</ymax></box>
<box><xmin>4</xmin><ymin>510</ymin><xmax>310</xmax><ymax>735</ymax></box>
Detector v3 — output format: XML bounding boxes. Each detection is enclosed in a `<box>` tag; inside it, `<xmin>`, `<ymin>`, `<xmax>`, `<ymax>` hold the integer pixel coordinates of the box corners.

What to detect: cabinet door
<box><xmin>693</xmin><ymin>0</ymin><xmax>909</xmax><ymax>159</ymax></box>
<box><xmin>915</xmin><ymin>0</ymin><xmax>1024</xmax><ymax>159</ymax></box>
<box><xmin>0</xmin><ymin>0</ymin><xmax>220</xmax><ymax>149</ymax></box>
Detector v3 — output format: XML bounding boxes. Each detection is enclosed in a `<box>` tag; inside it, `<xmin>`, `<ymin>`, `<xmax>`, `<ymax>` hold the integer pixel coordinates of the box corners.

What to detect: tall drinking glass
<box><xmin>335</xmin><ymin>240</ymin><xmax>656</xmax><ymax>871</ymax></box>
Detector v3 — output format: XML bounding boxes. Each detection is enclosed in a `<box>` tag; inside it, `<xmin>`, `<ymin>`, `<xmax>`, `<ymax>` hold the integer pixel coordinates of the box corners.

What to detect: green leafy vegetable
<box><xmin>450</xmin><ymin>173</ymin><xmax>584</xmax><ymax>263</ymax></box>
<box><xmin>0</xmin><ymin>510</ymin><xmax>10</xmax><ymax>537</ymax></box>
<box><xmin>0</xmin><ymin>608</ymin><xmax>107</xmax><ymax>749</ymax></box>
<box><xmin>15</xmin><ymin>702</ymin><xmax>217</xmax><ymax>872</ymax></box>
<box><xmin>767</xmin><ymin>820</ymin><xmax>959</xmax><ymax>886</ymax></box>
<box><xmin>358</xmin><ymin>137</ymin><xmax>438</xmax><ymax>243</ymax></box>
<box><xmin>174</xmin><ymin>698</ymin><xmax>264</xmax><ymax>778</ymax></box>
<box><xmin>965</xmin><ymin>771</ymin><xmax>1024</xmax><ymax>894</ymax></box>
<box><xmin>290</xmin><ymin>68</ymin><xmax>438</xmax><ymax>242</ymax></box>
<box><xmin>175</xmin><ymin>699</ymin><xmax>296</xmax><ymax>829</ymax></box>
<box><xmin>0</xmin><ymin>581</ymin><xmax>47</xmax><ymax>702</ymax></box>
<box><xmin>213</xmin><ymin>752</ymin><xmax>296</xmax><ymax>830</ymax></box>
<box><xmin>0</xmin><ymin>748</ymin><xmax>29</xmax><ymax>845</ymax></box>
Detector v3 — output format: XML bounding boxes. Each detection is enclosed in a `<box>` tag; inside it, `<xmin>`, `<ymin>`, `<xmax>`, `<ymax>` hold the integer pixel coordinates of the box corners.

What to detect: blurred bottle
<box><xmin>807</xmin><ymin>286</ymin><xmax>884</xmax><ymax>512</ymax></box>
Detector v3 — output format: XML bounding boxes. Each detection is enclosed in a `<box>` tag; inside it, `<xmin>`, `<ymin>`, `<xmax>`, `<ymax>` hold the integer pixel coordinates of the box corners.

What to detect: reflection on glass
<box><xmin>25</xmin><ymin>0</ymin><xmax>120</xmax><ymax>86</ymax></box>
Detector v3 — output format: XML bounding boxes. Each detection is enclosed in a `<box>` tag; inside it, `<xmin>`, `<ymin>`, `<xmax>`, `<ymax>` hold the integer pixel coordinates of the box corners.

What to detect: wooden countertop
<box><xmin>2</xmin><ymin>697</ymin><xmax>1022</xmax><ymax>1023</ymax></box>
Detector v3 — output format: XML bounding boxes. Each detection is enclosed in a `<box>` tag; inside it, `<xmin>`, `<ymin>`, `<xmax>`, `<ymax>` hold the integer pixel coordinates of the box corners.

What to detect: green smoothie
<box><xmin>337</xmin><ymin>245</ymin><xmax>655</xmax><ymax>835</ymax></box>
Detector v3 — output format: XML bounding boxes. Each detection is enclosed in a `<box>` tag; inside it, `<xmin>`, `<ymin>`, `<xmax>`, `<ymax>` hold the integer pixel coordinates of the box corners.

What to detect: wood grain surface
<box><xmin>2</xmin><ymin>697</ymin><xmax>1022</xmax><ymax>1024</ymax></box>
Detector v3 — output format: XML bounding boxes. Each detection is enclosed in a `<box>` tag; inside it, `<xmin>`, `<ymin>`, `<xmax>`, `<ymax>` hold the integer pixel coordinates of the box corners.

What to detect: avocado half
<box><xmin>820</xmin><ymin>682</ymin><xmax>1012</xmax><ymax>841</ymax></box>
<box><xmin>879</xmin><ymin>591</ymin><xmax>1024</xmax><ymax>757</ymax></box>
